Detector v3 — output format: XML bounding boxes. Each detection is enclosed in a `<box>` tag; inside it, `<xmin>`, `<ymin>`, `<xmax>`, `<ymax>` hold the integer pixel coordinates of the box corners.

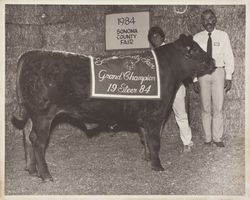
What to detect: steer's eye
<box><xmin>184</xmin><ymin>46</ymin><xmax>192</xmax><ymax>59</ymax></box>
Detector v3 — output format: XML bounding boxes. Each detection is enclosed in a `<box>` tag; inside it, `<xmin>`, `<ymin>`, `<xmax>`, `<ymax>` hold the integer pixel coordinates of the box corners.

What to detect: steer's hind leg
<box><xmin>146</xmin><ymin>122</ymin><xmax>164</xmax><ymax>171</ymax></box>
<box><xmin>138</xmin><ymin>127</ymin><xmax>151</xmax><ymax>161</ymax></box>
<box><xmin>23</xmin><ymin>118</ymin><xmax>37</xmax><ymax>176</ymax></box>
<box><xmin>30</xmin><ymin>116</ymin><xmax>53</xmax><ymax>182</ymax></box>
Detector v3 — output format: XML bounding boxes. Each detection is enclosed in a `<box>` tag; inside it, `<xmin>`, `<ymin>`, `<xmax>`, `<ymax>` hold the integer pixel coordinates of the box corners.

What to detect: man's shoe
<box><xmin>183</xmin><ymin>145</ymin><xmax>191</xmax><ymax>153</ymax></box>
<box><xmin>214</xmin><ymin>141</ymin><xmax>225</xmax><ymax>147</ymax></box>
<box><xmin>183</xmin><ymin>143</ymin><xmax>193</xmax><ymax>153</ymax></box>
<box><xmin>204</xmin><ymin>141</ymin><xmax>212</xmax><ymax>146</ymax></box>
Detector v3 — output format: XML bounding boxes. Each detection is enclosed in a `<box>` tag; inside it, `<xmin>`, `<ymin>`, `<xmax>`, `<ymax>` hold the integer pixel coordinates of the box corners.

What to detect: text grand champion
<box><xmin>98</xmin><ymin>70</ymin><xmax>156</xmax><ymax>85</ymax></box>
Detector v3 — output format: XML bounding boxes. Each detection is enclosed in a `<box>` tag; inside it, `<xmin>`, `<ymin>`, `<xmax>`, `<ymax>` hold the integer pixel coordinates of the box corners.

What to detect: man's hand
<box><xmin>224</xmin><ymin>79</ymin><xmax>232</xmax><ymax>93</ymax></box>
<box><xmin>193</xmin><ymin>82</ymin><xmax>200</xmax><ymax>93</ymax></box>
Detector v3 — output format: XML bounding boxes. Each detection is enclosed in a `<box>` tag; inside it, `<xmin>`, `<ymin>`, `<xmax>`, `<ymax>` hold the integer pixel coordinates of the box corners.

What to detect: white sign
<box><xmin>105</xmin><ymin>11</ymin><xmax>150</xmax><ymax>50</ymax></box>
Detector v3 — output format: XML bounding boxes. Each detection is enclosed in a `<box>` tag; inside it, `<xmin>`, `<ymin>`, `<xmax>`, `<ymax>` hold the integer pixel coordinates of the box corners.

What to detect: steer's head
<box><xmin>173</xmin><ymin>34</ymin><xmax>215</xmax><ymax>80</ymax></box>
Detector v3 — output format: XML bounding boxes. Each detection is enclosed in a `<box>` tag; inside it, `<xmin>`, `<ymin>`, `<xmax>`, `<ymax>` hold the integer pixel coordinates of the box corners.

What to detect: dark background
<box><xmin>5</xmin><ymin>5</ymin><xmax>245</xmax><ymax>195</ymax></box>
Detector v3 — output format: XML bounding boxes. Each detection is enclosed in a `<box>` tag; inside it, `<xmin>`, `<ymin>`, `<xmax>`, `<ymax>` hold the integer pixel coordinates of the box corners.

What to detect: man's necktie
<box><xmin>207</xmin><ymin>32</ymin><xmax>212</xmax><ymax>57</ymax></box>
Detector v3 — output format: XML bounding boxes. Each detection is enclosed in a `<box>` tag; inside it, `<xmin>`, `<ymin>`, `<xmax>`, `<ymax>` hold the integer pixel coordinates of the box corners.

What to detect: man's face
<box><xmin>150</xmin><ymin>33</ymin><xmax>164</xmax><ymax>48</ymax></box>
<box><xmin>201</xmin><ymin>12</ymin><xmax>217</xmax><ymax>32</ymax></box>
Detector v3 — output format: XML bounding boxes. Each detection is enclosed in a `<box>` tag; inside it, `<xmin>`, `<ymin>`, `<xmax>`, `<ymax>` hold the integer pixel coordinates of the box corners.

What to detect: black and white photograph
<box><xmin>1</xmin><ymin>0</ymin><xmax>249</xmax><ymax>199</ymax></box>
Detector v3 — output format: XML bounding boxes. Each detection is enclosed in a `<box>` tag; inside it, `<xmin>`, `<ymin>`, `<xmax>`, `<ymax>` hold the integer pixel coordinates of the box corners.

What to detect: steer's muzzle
<box><xmin>206</xmin><ymin>57</ymin><xmax>216</xmax><ymax>72</ymax></box>
<box><xmin>197</xmin><ymin>57</ymin><xmax>216</xmax><ymax>77</ymax></box>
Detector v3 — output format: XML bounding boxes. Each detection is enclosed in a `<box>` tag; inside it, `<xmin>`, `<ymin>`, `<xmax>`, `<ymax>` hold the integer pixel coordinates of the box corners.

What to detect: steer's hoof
<box><xmin>41</xmin><ymin>175</ymin><xmax>54</xmax><ymax>182</ymax></box>
<box><xmin>144</xmin><ymin>155</ymin><xmax>151</xmax><ymax>161</ymax></box>
<box><xmin>151</xmin><ymin>165</ymin><xmax>165</xmax><ymax>171</ymax></box>
<box><xmin>39</xmin><ymin>172</ymin><xmax>54</xmax><ymax>182</ymax></box>
<box><xmin>29</xmin><ymin>171</ymin><xmax>39</xmax><ymax>177</ymax></box>
<box><xmin>141</xmin><ymin>149</ymin><xmax>151</xmax><ymax>161</ymax></box>
<box><xmin>25</xmin><ymin>167</ymin><xmax>38</xmax><ymax>177</ymax></box>
<box><xmin>143</xmin><ymin>152</ymin><xmax>151</xmax><ymax>161</ymax></box>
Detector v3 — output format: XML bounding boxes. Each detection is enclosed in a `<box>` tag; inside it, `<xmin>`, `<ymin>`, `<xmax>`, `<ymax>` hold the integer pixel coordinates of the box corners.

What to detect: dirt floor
<box><xmin>5</xmin><ymin>119</ymin><xmax>245</xmax><ymax>196</ymax></box>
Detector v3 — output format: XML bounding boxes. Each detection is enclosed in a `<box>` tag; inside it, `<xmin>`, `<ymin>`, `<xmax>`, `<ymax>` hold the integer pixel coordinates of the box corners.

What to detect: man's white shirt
<box><xmin>193</xmin><ymin>29</ymin><xmax>234</xmax><ymax>81</ymax></box>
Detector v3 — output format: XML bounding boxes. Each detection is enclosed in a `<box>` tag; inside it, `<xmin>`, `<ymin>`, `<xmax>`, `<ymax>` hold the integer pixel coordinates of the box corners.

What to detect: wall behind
<box><xmin>5</xmin><ymin>5</ymin><xmax>245</xmax><ymax>139</ymax></box>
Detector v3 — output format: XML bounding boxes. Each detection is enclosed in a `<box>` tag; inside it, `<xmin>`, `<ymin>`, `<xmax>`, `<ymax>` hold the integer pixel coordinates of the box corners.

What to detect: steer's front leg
<box><xmin>146</xmin><ymin>122</ymin><xmax>164</xmax><ymax>171</ymax></box>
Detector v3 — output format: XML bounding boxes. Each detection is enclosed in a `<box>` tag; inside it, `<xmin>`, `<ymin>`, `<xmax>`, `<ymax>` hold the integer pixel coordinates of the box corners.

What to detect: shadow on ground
<box><xmin>5</xmin><ymin>121</ymin><xmax>245</xmax><ymax>195</ymax></box>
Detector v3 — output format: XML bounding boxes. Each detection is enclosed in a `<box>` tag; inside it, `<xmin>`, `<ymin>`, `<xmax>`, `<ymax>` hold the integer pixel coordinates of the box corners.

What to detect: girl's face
<box><xmin>150</xmin><ymin>33</ymin><xmax>164</xmax><ymax>48</ymax></box>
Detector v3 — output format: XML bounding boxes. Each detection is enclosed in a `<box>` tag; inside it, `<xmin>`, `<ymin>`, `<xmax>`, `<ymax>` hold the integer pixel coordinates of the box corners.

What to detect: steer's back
<box><xmin>17</xmin><ymin>50</ymin><xmax>92</xmax><ymax>113</ymax></box>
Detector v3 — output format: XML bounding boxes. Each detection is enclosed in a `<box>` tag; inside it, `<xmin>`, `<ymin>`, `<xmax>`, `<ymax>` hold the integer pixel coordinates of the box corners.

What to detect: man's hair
<box><xmin>147</xmin><ymin>26</ymin><xmax>165</xmax><ymax>42</ymax></box>
<box><xmin>201</xmin><ymin>9</ymin><xmax>216</xmax><ymax>19</ymax></box>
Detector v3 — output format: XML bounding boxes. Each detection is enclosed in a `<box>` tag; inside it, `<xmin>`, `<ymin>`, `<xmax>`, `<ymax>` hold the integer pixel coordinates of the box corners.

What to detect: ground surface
<box><xmin>5</xmin><ymin>120</ymin><xmax>245</xmax><ymax>196</ymax></box>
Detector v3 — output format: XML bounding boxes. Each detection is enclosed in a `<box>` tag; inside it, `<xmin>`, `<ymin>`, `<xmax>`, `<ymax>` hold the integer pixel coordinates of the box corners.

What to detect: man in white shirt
<box><xmin>148</xmin><ymin>26</ymin><xmax>193</xmax><ymax>152</ymax></box>
<box><xmin>193</xmin><ymin>9</ymin><xmax>234</xmax><ymax>147</ymax></box>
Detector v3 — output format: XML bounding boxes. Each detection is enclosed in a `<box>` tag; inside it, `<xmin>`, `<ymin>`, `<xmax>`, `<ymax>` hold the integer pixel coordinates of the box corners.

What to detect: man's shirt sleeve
<box><xmin>223</xmin><ymin>33</ymin><xmax>235</xmax><ymax>80</ymax></box>
<box><xmin>192</xmin><ymin>33</ymin><xmax>200</xmax><ymax>83</ymax></box>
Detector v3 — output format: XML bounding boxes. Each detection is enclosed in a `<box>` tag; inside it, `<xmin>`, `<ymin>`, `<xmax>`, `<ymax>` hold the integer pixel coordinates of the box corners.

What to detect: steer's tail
<box><xmin>12</xmin><ymin>52</ymin><xmax>30</xmax><ymax>130</ymax></box>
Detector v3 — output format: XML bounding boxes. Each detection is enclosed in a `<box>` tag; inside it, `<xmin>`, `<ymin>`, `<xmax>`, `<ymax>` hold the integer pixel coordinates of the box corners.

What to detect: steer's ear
<box><xmin>187</xmin><ymin>35</ymin><xmax>193</xmax><ymax>41</ymax></box>
<box><xmin>179</xmin><ymin>34</ymin><xmax>191</xmax><ymax>47</ymax></box>
<box><xmin>179</xmin><ymin>34</ymin><xmax>187</xmax><ymax>41</ymax></box>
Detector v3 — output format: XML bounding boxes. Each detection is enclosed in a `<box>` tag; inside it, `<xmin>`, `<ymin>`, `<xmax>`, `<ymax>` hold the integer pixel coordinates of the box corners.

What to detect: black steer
<box><xmin>12</xmin><ymin>34</ymin><xmax>215</xmax><ymax>181</ymax></box>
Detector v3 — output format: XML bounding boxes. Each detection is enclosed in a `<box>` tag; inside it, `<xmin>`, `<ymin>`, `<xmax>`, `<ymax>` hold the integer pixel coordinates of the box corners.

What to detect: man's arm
<box><xmin>224</xmin><ymin>33</ymin><xmax>235</xmax><ymax>92</ymax></box>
